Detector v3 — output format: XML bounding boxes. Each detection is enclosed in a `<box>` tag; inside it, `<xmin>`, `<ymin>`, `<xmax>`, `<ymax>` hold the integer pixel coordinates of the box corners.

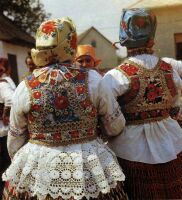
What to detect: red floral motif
<box><xmin>32</xmin><ymin>104</ymin><xmax>41</xmax><ymax>111</ymax></box>
<box><xmin>53</xmin><ymin>132</ymin><xmax>62</xmax><ymax>141</ymax></box>
<box><xmin>70</xmin><ymin>33</ymin><xmax>77</xmax><ymax>49</ymax></box>
<box><xmin>33</xmin><ymin>91</ymin><xmax>42</xmax><ymax>99</ymax></box>
<box><xmin>90</xmin><ymin>108</ymin><xmax>97</xmax><ymax>117</ymax></box>
<box><xmin>50</xmin><ymin>79</ymin><xmax>56</xmax><ymax>85</ymax></box>
<box><xmin>54</xmin><ymin>95</ymin><xmax>69</xmax><ymax>109</ymax></box>
<box><xmin>64</xmin><ymin>72</ymin><xmax>73</xmax><ymax>79</ymax></box>
<box><xmin>37</xmin><ymin>133</ymin><xmax>45</xmax><ymax>140</ymax></box>
<box><xmin>134</xmin><ymin>17</ymin><xmax>146</xmax><ymax>28</ymax></box>
<box><xmin>29</xmin><ymin>78</ymin><xmax>40</xmax><ymax>88</ymax></box>
<box><xmin>150</xmin><ymin>110</ymin><xmax>157</xmax><ymax>117</ymax></box>
<box><xmin>160</xmin><ymin>61</ymin><xmax>172</xmax><ymax>71</ymax></box>
<box><xmin>148</xmin><ymin>83</ymin><xmax>155</xmax><ymax>89</ymax></box>
<box><xmin>140</xmin><ymin>112</ymin><xmax>148</xmax><ymax>119</ymax></box>
<box><xmin>167</xmin><ymin>79</ymin><xmax>174</xmax><ymax>88</ymax></box>
<box><xmin>156</xmin><ymin>87</ymin><xmax>163</xmax><ymax>96</ymax></box>
<box><xmin>147</xmin><ymin>91</ymin><xmax>157</xmax><ymax>101</ymax></box>
<box><xmin>120</xmin><ymin>64</ymin><xmax>139</xmax><ymax>76</ymax></box>
<box><xmin>80</xmin><ymin>99</ymin><xmax>91</xmax><ymax>109</ymax></box>
<box><xmin>69</xmin><ymin>130</ymin><xmax>79</xmax><ymax>138</ymax></box>
<box><xmin>121</xmin><ymin>21</ymin><xmax>127</xmax><ymax>30</ymax></box>
<box><xmin>51</xmin><ymin>71</ymin><xmax>58</xmax><ymax>77</ymax></box>
<box><xmin>131</xmin><ymin>77</ymin><xmax>140</xmax><ymax>90</ymax></box>
<box><xmin>76</xmin><ymin>86</ymin><xmax>85</xmax><ymax>94</ymax></box>
<box><xmin>161</xmin><ymin>110</ymin><xmax>168</xmax><ymax>117</ymax></box>
<box><xmin>88</xmin><ymin>128</ymin><xmax>94</xmax><ymax>136</ymax></box>
<box><xmin>41</xmin><ymin>21</ymin><xmax>56</xmax><ymax>35</ymax></box>
<box><xmin>76</xmin><ymin>72</ymin><xmax>85</xmax><ymax>80</ymax></box>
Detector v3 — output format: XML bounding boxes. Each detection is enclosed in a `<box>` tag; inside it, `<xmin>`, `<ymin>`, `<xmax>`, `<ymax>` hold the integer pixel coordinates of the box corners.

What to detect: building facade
<box><xmin>78</xmin><ymin>27</ymin><xmax>120</xmax><ymax>72</ymax></box>
<box><xmin>0</xmin><ymin>14</ymin><xmax>34</xmax><ymax>85</ymax></box>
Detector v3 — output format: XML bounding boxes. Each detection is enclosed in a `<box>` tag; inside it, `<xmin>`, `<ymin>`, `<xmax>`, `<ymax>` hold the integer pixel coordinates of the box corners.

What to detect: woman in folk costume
<box><xmin>0</xmin><ymin>58</ymin><xmax>16</xmax><ymax>197</ymax></box>
<box><xmin>2</xmin><ymin>17</ymin><xmax>127</xmax><ymax>200</ymax></box>
<box><xmin>99</xmin><ymin>8</ymin><xmax>182</xmax><ymax>199</ymax></box>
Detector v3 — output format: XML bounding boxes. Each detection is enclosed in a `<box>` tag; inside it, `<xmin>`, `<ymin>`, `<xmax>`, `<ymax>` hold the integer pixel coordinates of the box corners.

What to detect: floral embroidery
<box><xmin>134</xmin><ymin>16</ymin><xmax>147</xmax><ymax>28</ymax></box>
<box><xmin>26</xmin><ymin>65</ymin><xmax>97</xmax><ymax>145</ymax></box>
<box><xmin>118</xmin><ymin>63</ymin><xmax>139</xmax><ymax>76</ymax></box>
<box><xmin>144</xmin><ymin>76</ymin><xmax>163</xmax><ymax>103</ymax></box>
<box><xmin>117</xmin><ymin>60</ymin><xmax>176</xmax><ymax>124</ymax></box>
<box><xmin>33</xmin><ymin>91</ymin><xmax>41</xmax><ymax>99</ymax></box>
<box><xmin>160</xmin><ymin>61</ymin><xmax>172</xmax><ymax>71</ymax></box>
<box><xmin>41</xmin><ymin>21</ymin><xmax>56</xmax><ymax>35</ymax></box>
<box><xmin>121</xmin><ymin>21</ymin><xmax>127</xmax><ymax>30</ymax></box>
<box><xmin>70</xmin><ymin>33</ymin><xmax>77</xmax><ymax>49</ymax></box>
<box><xmin>54</xmin><ymin>94</ymin><xmax>69</xmax><ymax>110</ymax></box>
<box><xmin>28</xmin><ymin>77</ymin><xmax>40</xmax><ymax>88</ymax></box>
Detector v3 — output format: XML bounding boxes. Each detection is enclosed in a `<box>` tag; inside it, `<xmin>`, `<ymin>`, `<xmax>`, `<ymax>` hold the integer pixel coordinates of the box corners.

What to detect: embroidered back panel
<box><xmin>25</xmin><ymin>65</ymin><xmax>98</xmax><ymax>145</ymax></box>
<box><xmin>117</xmin><ymin>59</ymin><xmax>176</xmax><ymax>124</ymax></box>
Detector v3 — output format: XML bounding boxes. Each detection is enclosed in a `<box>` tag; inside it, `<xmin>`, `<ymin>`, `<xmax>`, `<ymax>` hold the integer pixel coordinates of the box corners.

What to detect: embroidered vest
<box><xmin>25</xmin><ymin>65</ymin><xmax>98</xmax><ymax>146</ymax></box>
<box><xmin>117</xmin><ymin>59</ymin><xmax>176</xmax><ymax>125</ymax></box>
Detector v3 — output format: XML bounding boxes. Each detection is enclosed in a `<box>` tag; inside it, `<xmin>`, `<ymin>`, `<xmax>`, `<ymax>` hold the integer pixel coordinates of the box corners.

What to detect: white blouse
<box><xmin>100</xmin><ymin>54</ymin><xmax>182</xmax><ymax>164</ymax></box>
<box><xmin>3</xmin><ymin>68</ymin><xmax>125</xmax><ymax>200</ymax></box>
<box><xmin>7</xmin><ymin>69</ymin><xmax>125</xmax><ymax>158</ymax></box>
<box><xmin>0</xmin><ymin>74</ymin><xmax>16</xmax><ymax>137</ymax></box>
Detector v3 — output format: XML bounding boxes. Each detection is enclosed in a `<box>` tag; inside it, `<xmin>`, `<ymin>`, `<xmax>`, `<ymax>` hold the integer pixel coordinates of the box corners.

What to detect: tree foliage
<box><xmin>0</xmin><ymin>0</ymin><xmax>51</xmax><ymax>35</ymax></box>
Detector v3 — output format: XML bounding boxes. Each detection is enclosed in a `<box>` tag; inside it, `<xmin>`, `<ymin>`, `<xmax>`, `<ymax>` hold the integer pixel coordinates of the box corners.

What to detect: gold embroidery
<box><xmin>29</xmin><ymin>135</ymin><xmax>97</xmax><ymax>146</ymax></box>
<box><xmin>117</xmin><ymin>59</ymin><xmax>175</xmax><ymax>124</ymax></box>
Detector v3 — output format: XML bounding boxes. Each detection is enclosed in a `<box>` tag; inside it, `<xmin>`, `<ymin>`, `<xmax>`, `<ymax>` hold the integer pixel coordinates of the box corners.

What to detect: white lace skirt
<box><xmin>2</xmin><ymin>138</ymin><xmax>125</xmax><ymax>200</ymax></box>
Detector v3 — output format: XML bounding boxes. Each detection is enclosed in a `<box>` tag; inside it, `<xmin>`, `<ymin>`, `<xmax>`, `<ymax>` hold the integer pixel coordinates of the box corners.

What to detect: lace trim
<box><xmin>3</xmin><ymin>141</ymin><xmax>125</xmax><ymax>200</ymax></box>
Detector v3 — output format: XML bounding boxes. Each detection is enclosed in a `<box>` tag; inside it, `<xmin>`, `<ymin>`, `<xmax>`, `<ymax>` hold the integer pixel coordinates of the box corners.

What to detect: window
<box><xmin>8</xmin><ymin>54</ymin><xmax>19</xmax><ymax>85</ymax></box>
<box><xmin>174</xmin><ymin>33</ymin><xmax>182</xmax><ymax>60</ymax></box>
<box><xmin>91</xmin><ymin>40</ymin><xmax>96</xmax><ymax>47</ymax></box>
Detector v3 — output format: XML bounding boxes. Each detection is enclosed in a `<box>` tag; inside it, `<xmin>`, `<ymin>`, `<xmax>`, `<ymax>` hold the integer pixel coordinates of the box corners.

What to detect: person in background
<box><xmin>75</xmin><ymin>44</ymin><xmax>102</xmax><ymax>73</ymax></box>
<box><xmin>25</xmin><ymin>53</ymin><xmax>37</xmax><ymax>73</ymax></box>
<box><xmin>2</xmin><ymin>17</ymin><xmax>127</xmax><ymax>200</ymax></box>
<box><xmin>100</xmin><ymin>8</ymin><xmax>182</xmax><ymax>199</ymax></box>
<box><xmin>22</xmin><ymin>53</ymin><xmax>37</xmax><ymax>79</ymax></box>
<box><xmin>0</xmin><ymin>58</ymin><xmax>16</xmax><ymax>197</ymax></box>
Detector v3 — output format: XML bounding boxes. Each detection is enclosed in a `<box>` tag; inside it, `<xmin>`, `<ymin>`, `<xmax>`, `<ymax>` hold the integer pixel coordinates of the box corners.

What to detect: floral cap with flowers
<box><xmin>119</xmin><ymin>8</ymin><xmax>157</xmax><ymax>49</ymax></box>
<box><xmin>31</xmin><ymin>17</ymin><xmax>77</xmax><ymax>67</ymax></box>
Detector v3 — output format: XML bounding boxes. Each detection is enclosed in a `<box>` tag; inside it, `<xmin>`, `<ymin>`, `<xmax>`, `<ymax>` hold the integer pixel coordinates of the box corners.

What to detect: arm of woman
<box><xmin>7</xmin><ymin>81</ymin><xmax>31</xmax><ymax>159</ymax></box>
<box><xmin>97</xmin><ymin>69</ymin><xmax>129</xmax><ymax>136</ymax></box>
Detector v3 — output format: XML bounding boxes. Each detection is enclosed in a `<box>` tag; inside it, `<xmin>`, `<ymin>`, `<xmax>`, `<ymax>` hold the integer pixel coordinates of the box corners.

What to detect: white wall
<box><xmin>2</xmin><ymin>41</ymin><xmax>31</xmax><ymax>82</ymax></box>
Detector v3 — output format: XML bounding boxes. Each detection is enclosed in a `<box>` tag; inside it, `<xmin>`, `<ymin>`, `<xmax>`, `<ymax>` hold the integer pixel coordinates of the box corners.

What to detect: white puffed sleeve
<box><xmin>163</xmin><ymin>57</ymin><xmax>182</xmax><ymax>77</ymax></box>
<box><xmin>98</xmin><ymin>69</ymin><xmax>129</xmax><ymax>136</ymax></box>
<box><xmin>0</xmin><ymin>78</ymin><xmax>15</xmax><ymax>137</ymax></box>
<box><xmin>7</xmin><ymin>81</ymin><xmax>31</xmax><ymax>159</ymax></box>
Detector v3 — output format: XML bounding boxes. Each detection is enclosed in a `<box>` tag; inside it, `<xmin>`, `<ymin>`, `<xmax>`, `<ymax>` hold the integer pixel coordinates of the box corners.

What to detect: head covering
<box><xmin>75</xmin><ymin>45</ymin><xmax>101</xmax><ymax>66</ymax></box>
<box><xmin>119</xmin><ymin>8</ymin><xmax>157</xmax><ymax>49</ymax></box>
<box><xmin>31</xmin><ymin>17</ymin><xmax>77</xmax><ymax>67</ymax></box>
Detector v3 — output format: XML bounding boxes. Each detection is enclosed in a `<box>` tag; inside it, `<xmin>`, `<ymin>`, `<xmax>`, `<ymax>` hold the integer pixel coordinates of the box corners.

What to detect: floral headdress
<box><xmin>31</xmin><ymin>17</ymin><xmax>77</xmax><ymax>67</ymax></box>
